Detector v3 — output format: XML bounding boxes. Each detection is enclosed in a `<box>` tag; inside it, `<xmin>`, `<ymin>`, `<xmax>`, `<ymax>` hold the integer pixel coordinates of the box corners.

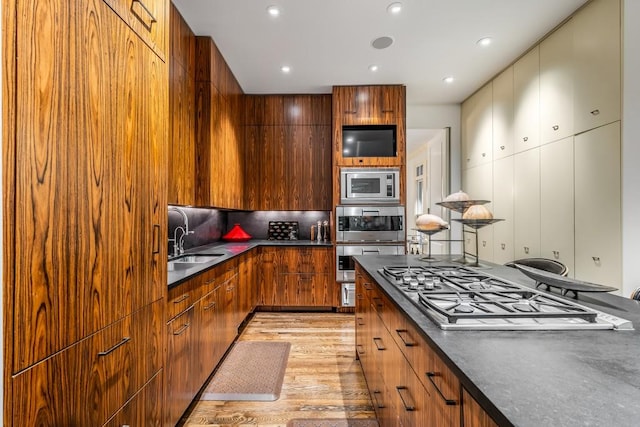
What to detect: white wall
<box><xmin>622</xmin><ymin>0</ymin><xmax>640</xmax><ymax>297</ymax></box>
<box><xmin>407</xmin><ymin>104</ymin><xmax>462</xmax><ymax>254</ymax></box>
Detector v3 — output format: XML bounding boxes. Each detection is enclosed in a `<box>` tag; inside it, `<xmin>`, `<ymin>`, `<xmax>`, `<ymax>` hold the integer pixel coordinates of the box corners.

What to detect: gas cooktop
<box><xmin>377</xmin><ymin>265</ymin><xmax>633</xmax><ymax>331</ymax></box>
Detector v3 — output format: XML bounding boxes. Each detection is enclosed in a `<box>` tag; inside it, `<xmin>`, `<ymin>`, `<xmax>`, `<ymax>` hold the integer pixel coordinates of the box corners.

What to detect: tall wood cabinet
<box><xmin>4</xmin><ymin>0</ymin><xmax>168</xmax><ymax>424</ymax></box>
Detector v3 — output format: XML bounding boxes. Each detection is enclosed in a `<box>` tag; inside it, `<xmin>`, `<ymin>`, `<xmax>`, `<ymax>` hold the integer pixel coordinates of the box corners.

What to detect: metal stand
<box><xmin>414</xmin><ymin>228</ymin><xmax>448</xmax><ymax>262</ymax></box>
<box><xmin>452</xmin><ymin>219</ymin><xmax>504</xmax><ymax>267</ymax></box>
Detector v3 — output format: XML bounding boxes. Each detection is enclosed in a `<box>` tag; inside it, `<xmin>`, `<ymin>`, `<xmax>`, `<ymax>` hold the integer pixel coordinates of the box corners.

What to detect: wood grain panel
<box><xmin>243</xmin><ymin>125</ymin><xmax>262</xmax><ymax>208</ymax></box>
<box><xmin>12</xmin><ymin>300</ymin><xmax>163</xmax><ymax>426</ymax></box>
<box><xmin>463</xmin><ymin>389</ymin><xmax>499</xmax><ymax>427</ymax></box>
<box><xmin>170</xmin><ymin>3</ymin><xmax>195</xmax><ymax>74</ymax></box>
<box><xmin>284</xmin><ymin>94</ymin><xmax>332</xmax><ymax>125</ymax></box>
<box><xmin>104</xmin><ymin>370</ymin><xmax>164</xmax><ymax>427</ymax></box>
<box><xmin>165</xmin><ymin>306</ymin><xmax>196</xmax><ymax>427</ymax></box>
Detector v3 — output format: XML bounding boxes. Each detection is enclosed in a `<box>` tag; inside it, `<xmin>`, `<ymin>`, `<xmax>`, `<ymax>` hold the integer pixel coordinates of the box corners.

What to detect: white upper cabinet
<box><xmin>513</xmin><ymin>148</ymin><xmax>540</xmax><ymax>260</ymax></box>
<box><xmin>573</xmin><ymin>0</ymin><xmax>621</xmax><ymax>134</ymax></box>
<box><xmin>540</xmin><ymin>137</ymin><xmax>575</xmax><ymax>276</ymax></box>
<box><xmin>461</xmin><ymin>82</ymin><xmax>493</xmax><ymax>169</ymax></box>
<box><xmin>492</xmin><ymin>67</ymin><xmax>514</xmax><ymax>160</ymax></box>
<box><xmin>540</xmin><ymin>19</ymin><xmax>574</xmax><ymax>144</ymax></box>
<box><xmin>513</xmin><ymin>47</ymin><xmax>540</xmax><ymax>153</ymax></box>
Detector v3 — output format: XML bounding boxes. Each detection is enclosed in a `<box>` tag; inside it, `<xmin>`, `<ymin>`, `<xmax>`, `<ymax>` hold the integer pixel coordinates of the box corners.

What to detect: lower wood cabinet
<box><xmin>12</xmin><ymin>300</ymin><xmax>163</xmax><ymax>426</ymax></box>
<box><xmin>104</xmin><ymin>370</ymin><xmax>164</xmax><ymax>427</ymax></box>
<box><xmin>355</xmin><ymin>265</ymin><xmax>497</xmax><ymax>427</ymax></box>
<box><xmin>258</xmin><ymin>246</ymin><xmax>335</xmax><ymax>307</ymax></box>
<box><xmin>165</xmin><ymin>306</ymin><xmax>196</xmax><ymax>426</ymax></box>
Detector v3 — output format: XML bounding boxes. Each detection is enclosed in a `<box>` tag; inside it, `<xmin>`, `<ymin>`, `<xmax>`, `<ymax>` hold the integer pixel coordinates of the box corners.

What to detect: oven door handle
<box><xmin>362</xmin><ymin>249</ymin><xmax>380</xmax><ymax>254</ymax></box>
<box><xmin>361</xmin><ymin>209</ymin><xmax>380</xmax><ymax>216</ymax></box>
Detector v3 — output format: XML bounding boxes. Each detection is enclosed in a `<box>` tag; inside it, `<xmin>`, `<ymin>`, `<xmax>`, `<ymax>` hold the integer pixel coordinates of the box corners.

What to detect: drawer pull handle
<box><xmin>204</xmin><ymin>301</ymin><xmax>216</xmax><ymax>311</ymax></box>
<box><xmin>132</xmin><ymin>0</ymin><xmax>157</xmax><ymax>24</ymax></box>
<box><xmin>173</xmin><ymin>323</ymin><xmax>190</xmax><ymax>336</ymax></box>
<box><xmin>356</xmin><ymin>344</ymin><xmax>366</xmax><ymax>356</ymax></box>
<box><xmin>373</xmin><ymin>337</ymin><xmax>386</xmax><ymax>351</ymax></box>
<box><xmin>592</xmin><ymin>256</ymin><xmax>601</xmax><ymax>263</ymax></box>
<box><xmin>426</xmin><ymin>372</ymin><xmax>458</xmax><ymax>406</ymax></box>
<box><xmin>482</xmin><ymin>240</ymin><xmax>487</xmax><ymax>247</ymax></box>
<box><xmin>524</xmin><ymin>246</ymin><xmax>530</xmax><ymax>254</ymax></box>
<box><xmin>501</xmin><ymin>243</ymin><xmax>506</xmax><ymax>250</ymax></box>
<box><xmin>591</xmin><ymin>109</ymin><xmax>600</xmax><ymax>116</ymax></box>
<box><xmin>553</xmin><ymin>250</ymin><xmax>560</xmax><ymax>258</ymax></box>
<box><xmin>396</xmin><ymin>329</ymin><xmax>417</xmax><ymax>347</ymax></box>
<box><xmin>500</xmin><ymin>145</ymin><xmax>505</xmax><ymax>150</ymax></box>
<box><xmin>396</xmin><ymin>386</ymin><xmax>416</xmax><ymax>411</ymax></box>
<box><xmin>372</xmin><ymin>390</ymin><xmax>385</xmax><ymax>409</ymax></box>
<box><xmin>357</xmin><ymin>317</ymin><xmax>365</xmax><ymax>326</ymax></box>
<box><xmin>523</xmin><ymin>136</ymin><xmax>529</xmax><ymax>142</ymax></box>
<box><xmin>481</xmin><ymin>152</ymin><xmax>486</xmax><ymax>157</ymax></box>
<box><xmin>553</xmin><ymin>125</ymin><xmax>559</xmax><ymax>131</ymax></box>
<box><xmin>98</xmin><ymin>337</ymin><xmax>130</xmax><ymax>357</ymax></box>
<box><xmin>174</xmin><ymin>294</ymin><xmax>190</xmax><ymax>304</ymax></box>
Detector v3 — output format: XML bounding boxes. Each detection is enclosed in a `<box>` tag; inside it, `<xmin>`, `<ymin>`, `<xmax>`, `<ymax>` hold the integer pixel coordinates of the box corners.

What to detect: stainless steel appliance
<box><xmin>377</xmin><ymin>264</ymin><xmax>633</xmax><ymax>331</ymax></box>
<box><xmin>337</xmin><ymin>245</ymin><xmax>405</xmax><ymax>282</ymax></box>
<box><xmin>336</xmin><ymin>205</ymin><xmax>404</xmax><ymax>242</ymax></box>
<box><xmin>340</xmin><ymin>167</ymin><xmax>400</xmax><ymax>204</ymax></box>
<box><xmin>341</xmin><ymin>283</ymin><xmax>355</xmax><ymax>307</ymax></box>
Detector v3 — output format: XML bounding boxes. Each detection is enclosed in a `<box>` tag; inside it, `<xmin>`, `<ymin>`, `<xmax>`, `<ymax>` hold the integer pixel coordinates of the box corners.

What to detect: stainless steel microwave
<box><xmin>340</xmin><ymin>167</ymin><xmax>400</xmax><ymax>204</ymax></box>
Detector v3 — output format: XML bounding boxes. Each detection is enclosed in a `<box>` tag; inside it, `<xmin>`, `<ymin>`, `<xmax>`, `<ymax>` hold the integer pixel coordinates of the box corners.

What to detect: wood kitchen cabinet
<box><xmin>540</xmin><ymin>137</ymin><xmax>575</xmax><ymax>275</ymax></box>
<box><xmin>513</xmin><ymin>148</ymin><xmax>541</xmax><ymax>259</ymax></box>
<box><xmin>539</xmin><ymin>18</ymin><xmax>574</xmax><ymax>144</ymax></box>
<box><xmin>462</xmin><ymin>389</ymin><xmax>499</xmax><ymax>427</ymax></box>
<box><xmin>166</xmin><ymin>306</ymin><xmax>196</xmax><ymax>427</ymax></box>
<box><xmin>258</xmin><ymin>246</ymin><xmax>336</xmax><ymax>307</ymax></box>
<box><xmin>6</xmin><ymin>0</ymin><xmax>168</xmax><ymax>423</ymax></box>
<box><xmin>332</xmin><ymin>85</ymin><xmax>406</xmax><ymax>168</ymax></box>
<box><xmin>572</xmin><ymin>0</ymin><xmax>621</xmax><ymax>134</ymax></box>
<box><xmin>513</xmin><ymin>46</ymin><xmax>540</xmax><ymax>153</ymax></box>
<box><xmin>461</xmin><ymin>82</ymin><xmax>493</xmax><ymax>169</ymax></box>
<box><xmin>104</xmin><ymin>371</ymin><xmax>164</xmax><ymax>427</ymax></box>
<box><xmin>574</xmin><ymin>122</ymin><xmax>621</xmax><ymax>290</ymax></box>
<box><xmin>168</xmin><ymin>3</ymin><xmax>197</xmax><ymax>205</ymax></box>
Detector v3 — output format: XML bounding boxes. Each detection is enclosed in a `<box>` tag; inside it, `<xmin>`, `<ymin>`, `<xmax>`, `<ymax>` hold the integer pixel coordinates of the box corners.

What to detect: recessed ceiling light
<box><xmin>371</xmin><ymin>36</ymin><xmax>394</xmax><ymax>50</ymax></box>
<box><xmin>368</xmin><ymin>65</ymin><xmax>379</xmax><ymax>72</ymax></box>
<box><xmin>266</xmin><ymin>5</ymin><xmax>280</xmax><ymax>17</ymax></box>
<box><xmin>443</xmin><ymin>76</ymin><xmax>454</xmax><ymax>84</ymax></box>
<box><xmin>387</xmin><ymin>2</ymin><xmax>402</xmax><ymax>14</ymax></box>
<box><xmin>477</xmin><ymin>37</ymin><xmax>492</xmax><ymax>47</ymax></box>
<box><xmin>280</xmin><ymin>65</ymin><xmax>291</xmax><ymax>73</ymax></box>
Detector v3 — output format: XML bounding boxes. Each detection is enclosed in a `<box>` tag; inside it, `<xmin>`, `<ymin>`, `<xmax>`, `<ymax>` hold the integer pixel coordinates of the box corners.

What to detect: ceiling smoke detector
<box><xmin>371</xmin><ymin>36</ymin><xmax>394</xmax><ymax>50</ymax></box>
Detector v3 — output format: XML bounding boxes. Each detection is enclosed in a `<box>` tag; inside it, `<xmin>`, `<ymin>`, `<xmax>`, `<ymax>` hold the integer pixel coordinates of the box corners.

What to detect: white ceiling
<box><xmin>173</xmin><ymin>0</ymin><xmax>587</xmax><ymax>106</ymax></box>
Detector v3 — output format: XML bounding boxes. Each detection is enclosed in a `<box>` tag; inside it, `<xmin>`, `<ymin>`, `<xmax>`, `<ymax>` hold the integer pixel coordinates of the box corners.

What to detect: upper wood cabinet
<box><xmin>102</xmin><ymin>0</ymin><xmax>169</xmax><ymax>60</ymax></box>
<box><xmin>513</xmin><ymin>46</ymin><xmax>540</xmax><ymax>153</ymax></box>
<box><xmin>333</xmin><ymin>85</ymin><xmax>406</xmax><ymax>168</ymax></box>
<box><xmin>168</xmin><ymin>3</ymin><xmax>196</xmax><ymax>206</ymax></box>
<box><xmin>573</xmin><ymin>0</ymin><xmax>621</xmax><ymax>134</ymax></box>
<box><xmin>333</xmin><ymin>85</ymin><xmax>404</xmax><ymax>123</ymax></box>
<box><xmin>540</xmin><ymin>18</ymin><xmax>574</xmax><ymax>144</ymax></box>
<box><xmin>461</xmin><ymin>82</ymin><xmax>493</xmax><ymax>169</ymax></box>
<box><xmin>492</xmin><ymin>66</ymin><xmax>514</xmax><ymax>160</ymax></box>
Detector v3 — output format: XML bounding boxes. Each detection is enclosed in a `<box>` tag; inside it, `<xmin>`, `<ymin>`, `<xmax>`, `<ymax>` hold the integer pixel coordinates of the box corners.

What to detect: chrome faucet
<box><xmin>168</xmin><ymin>206</ymin><xmax>194</xmax><ymax>257</ymax></box>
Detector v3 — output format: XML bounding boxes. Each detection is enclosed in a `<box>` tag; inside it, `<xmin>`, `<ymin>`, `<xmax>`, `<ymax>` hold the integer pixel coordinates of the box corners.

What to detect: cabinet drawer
<box><xmin>12</xmin><ymin>301</ymin><xmax>163</xmax><ymax>426</ymax></box>
<box><xmin>168</xmin><ymin>277</ymin><xmax>202</xmax><ymax>320</ymax></box>
<box><xmin>102</xmin><ymin>0</ymin><xmax>168</xmax><ymax>59</ymax></box>
<box><xmin>103</xmin><ymin>370</ymin><xmax>163</xmax><ymax>427</ymax></box>
<box><xmin>426</xmin><ymin>349</ymin><xmax>462</xmax><ymax>426</ymax></box>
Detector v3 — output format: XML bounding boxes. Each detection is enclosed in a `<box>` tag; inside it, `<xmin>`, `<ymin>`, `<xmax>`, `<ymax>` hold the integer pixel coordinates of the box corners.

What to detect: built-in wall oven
<box><xmin>336</xmin><ymin>205</ymin><xmax>405</xmax><ymax>243</ymax></box>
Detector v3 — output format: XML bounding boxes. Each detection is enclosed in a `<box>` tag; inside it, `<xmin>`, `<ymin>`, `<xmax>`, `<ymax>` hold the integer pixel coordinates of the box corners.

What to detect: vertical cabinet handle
<box><xmin>396</xmin><ymin>386</ymin><xmax>416</xmax><ymax>411</ymax></box>
<box><xmin>152</xmin><ymin>224</ymin><xmax>160</xmax><ymax>254</ymax></box>
<box><xmin>131</xmin><ymin>0</ymin><xmax>157</xmax><ymax>23</ymax></box>
<box><xmin>524</xmin><ymin>246</ymin><xmax>530</xmax><ymax>254</ymax></box>
<box><xmin>98</xmin><ymin>337</ymin><xmax>131</xmax><ymax>357</ymax></box>
<box><xmin>396</xmin><ymin>329</ymin><xmax>416</xmax><ymax>347</ymax></box>
<box><xmin>425</xmin><ymin>372</ymin><xmax>458</xmax><ymax>406</ymax></box>
<box><xmin>553</xmin><ymin>250</ymin><xmax>560</xmax><ymax>259</ymax></box>
<box><xmin>501</xmin><ymin>243</ymin><xmax>506</xmax><ymax>250</ymax></box>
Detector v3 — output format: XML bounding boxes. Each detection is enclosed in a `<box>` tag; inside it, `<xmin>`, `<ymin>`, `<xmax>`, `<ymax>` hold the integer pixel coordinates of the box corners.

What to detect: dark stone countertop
<box><xmin>167</xmin><ymin>239</ymin><xmax>332</xmax><ymax>288</ymax></box>
<box><xmin>354</xmin><ymin>254</ymin><xmax>640</xmax><ymax>427</ymax></box>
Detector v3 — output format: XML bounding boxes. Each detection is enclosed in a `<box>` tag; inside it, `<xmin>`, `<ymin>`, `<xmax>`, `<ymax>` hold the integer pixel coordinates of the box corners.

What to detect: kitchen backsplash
<box><xmin>168</xmin><ymin>207</ymin><xmax>331</xmax><ymax>254</ymax></box>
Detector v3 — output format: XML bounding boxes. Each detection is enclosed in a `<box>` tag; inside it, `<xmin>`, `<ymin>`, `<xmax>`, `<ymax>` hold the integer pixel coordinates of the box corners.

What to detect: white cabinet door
<box><xmin>462</xmin><ymin>163</ymin><xmax>493</xmax><ymax>262</ymax></box>
<box><xmin>514</xmin><ymin>47</ymin><xmax>540</xmax><ymax>153</ymax></box>
<box><xmin>461</xmin><ymin>82</ymin><xmax>493</xmax><ymax>169</ymax></box>
<box><xmin>514</xmin><ymin>148</ymin><xmax>540</xmax><ymax>259</ymax></box>
<box><xmin>573</xmin><ymin>0</ymin><xmax>621</xmax><ymax>134</ymax></box>
<box><xmin>492</xmin><ymin>156</ymin><xmax>514</xmax><ymax>265</ymax></box>
<box><xmin>492</xmin><ymin>67</ymin><xmax>514</xmax><ymax>160</ymax></box>
<box><xmin>540</xmin><ymin>19</ymin><xmax>574</xmax><ymax>144</ymax></box>
<box><xmin>574</xmin><ymin>122</ymin><xmax>621</xmax><ymax>290</ymax></box>
<box><xmin>540</xmin><ymin>137</ymin><xmax>574</xmax><ymax>276</ymax></box>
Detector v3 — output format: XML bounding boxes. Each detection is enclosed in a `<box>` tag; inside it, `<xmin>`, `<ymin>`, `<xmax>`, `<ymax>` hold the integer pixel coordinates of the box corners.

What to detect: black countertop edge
<box><xmin>354</xmin><ymin>254</ymin><xmax>640</xmax><ymax>427</ymax></box>
<box><xmin>167</xmin><ymin>240</ymin><xmax>333</xmax><ymax>289</ymax></box>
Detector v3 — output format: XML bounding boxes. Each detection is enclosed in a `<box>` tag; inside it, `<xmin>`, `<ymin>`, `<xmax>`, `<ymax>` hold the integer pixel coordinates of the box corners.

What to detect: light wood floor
<box><xmin>180</xmin><ymin>312</ymin><xmax>377</xmax><ymax>427</ymax></box>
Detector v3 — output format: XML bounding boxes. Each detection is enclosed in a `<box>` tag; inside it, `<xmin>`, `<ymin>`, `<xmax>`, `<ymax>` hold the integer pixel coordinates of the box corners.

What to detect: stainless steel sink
<box><xmin>172</xmin><ymin>254</ymin><xmax>223</xmax><ymax>264</ymax></box>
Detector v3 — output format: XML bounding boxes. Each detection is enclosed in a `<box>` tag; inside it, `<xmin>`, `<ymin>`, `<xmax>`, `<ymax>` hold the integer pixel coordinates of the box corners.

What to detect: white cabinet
<box><xmin>574</xmin><ymin>122</ymin><xmax>621</xmax><ymax>290</ymax></box>
<box><xmin>540</xmin><ymin>19</ymin><xmax>574</xmax><ymax>144</ymax></box>
<box><xmin>573</xmin><ymin>0</ymin><xmax>621</xmax><ymax>134</ymax></box>
<box><xmin>514</xmin><ymin>148</ymin><xmax>540</xmax><ymax>259</ymax></box>
<box><xmin>492</xmin><ymin>156</ymin><xmax>514</xmax><ymax>265</ymax></box>
<box><xmin>540</xmin><ymin>137</ymin><xmax>574</xmax><ymax>276</ymax></box>
<box><xmin>492</xmin><ymin>67</ymin><xmax>514</xmax><ymax>160</ymax></box>
<box><xmin>461</xmin><ymin>82</ymin><xmax>493</xmax><ymax>169</ymax></box>
<box><xmin>462</xmin><ymin>163</ymin><xmax>493</xmax><ymax>262</ymax></box>
<box><xmin>513</xmin><ymin>47</ymin><xmax>540</xmax><ymax>153</ymax></box>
